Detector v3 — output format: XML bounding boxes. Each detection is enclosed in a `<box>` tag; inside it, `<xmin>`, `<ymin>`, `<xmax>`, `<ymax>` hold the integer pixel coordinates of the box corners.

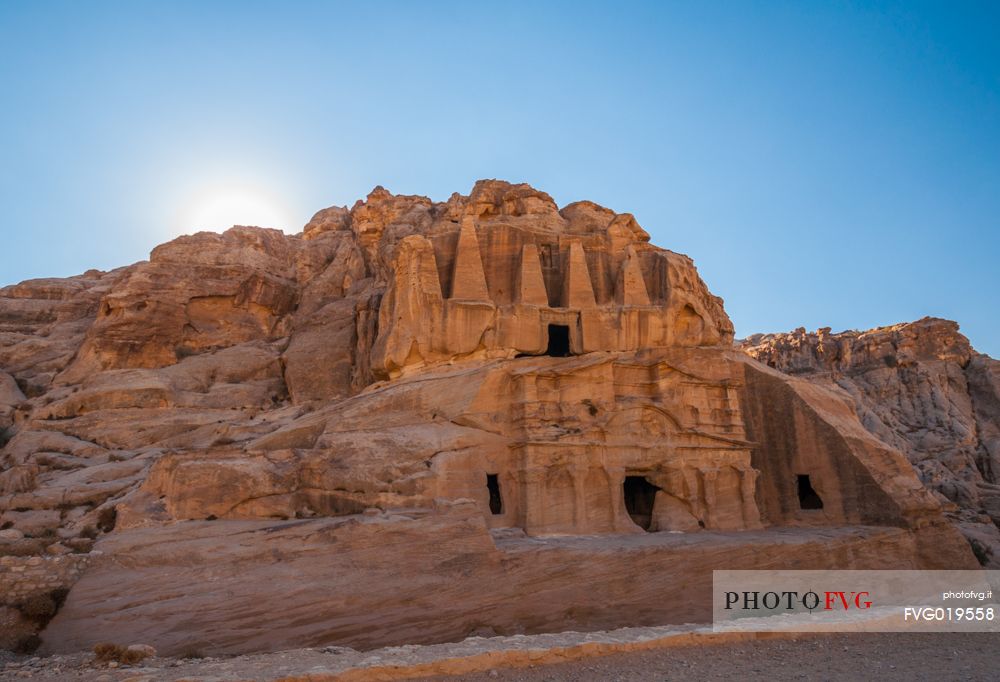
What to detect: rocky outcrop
<box><xmin>0</xmin><ymin>181</ymin><xmax>980</xmax><ymax>655</ymax></box>
<box><xmin>43</xmin><ymin>505</ymin><xmax>924</xmax><ymax>656</ymax></box>
<box><xmin>741</xmin><ymin>318</ymin><xmax>1000</xmax><ymax>566</ymax></box>
<box><xmin>0</xmin><ymin>272</ymin><xmax>116</xmax><ymax>400</ymax></box>
<box><xmin>0</xmin><ymin>370</ymin><xmax>24</xmax><ymax>436</ymax></box>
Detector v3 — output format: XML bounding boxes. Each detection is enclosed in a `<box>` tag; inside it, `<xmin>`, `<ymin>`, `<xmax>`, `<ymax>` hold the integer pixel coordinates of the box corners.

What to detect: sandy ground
<box><xmin>1</xmin><ymin>632</ymin><xmax>998</xmax><ymax>681</ymax></box>
<box><xmin>416</xmin><ymin>632</ymin><xmax>1000</xmax><ymax>682</ymax></box>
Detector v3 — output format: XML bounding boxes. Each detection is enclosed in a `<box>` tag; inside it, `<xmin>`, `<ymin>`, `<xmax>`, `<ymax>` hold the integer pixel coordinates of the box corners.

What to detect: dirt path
<box><xmin>2</xmin><ymin>631</ymin><xmax>998</xmax><ymax>681</ymax></box>
<box><xmin>416</xmin><ymin>632</ymin><xmax>1000</xmax><ymax>682</ymax></box>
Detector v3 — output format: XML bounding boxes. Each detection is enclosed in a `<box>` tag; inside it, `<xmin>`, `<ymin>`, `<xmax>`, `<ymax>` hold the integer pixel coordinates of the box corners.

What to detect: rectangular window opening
<box><xmin>486</xmin><ymin>473</ymin><xmax>503</xmax><ymax>515</ymax></box>
<box><xmin>545</xmin><ymin>324</ymin><xmax>571</xmax><ymax>357</ymax></box>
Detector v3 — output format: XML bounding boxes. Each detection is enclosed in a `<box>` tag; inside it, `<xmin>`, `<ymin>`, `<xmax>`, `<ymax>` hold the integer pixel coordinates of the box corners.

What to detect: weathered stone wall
<box><xmin>0</xmin><ymin>553</ymin><xmax>95</xmax><ymax>605</ymax></box>
<box><xmin>0</xmin><ymin>553</ymin><xmax>95</xmax><ymax>651</ymax></box>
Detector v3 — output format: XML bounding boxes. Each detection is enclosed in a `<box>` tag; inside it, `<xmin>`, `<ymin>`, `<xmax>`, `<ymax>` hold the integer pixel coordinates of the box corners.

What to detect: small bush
<box><xmin>93</xmin><ymin>642</ymin><xmax>116</xmax><ymax>661</ymax></box>
<box><xmin>19</xmin><ymin>594</ymin><xmax>56</xmax><ymax>619</ymax></box>
<box><xmin>96</xmin><ymin>507</ymin><xmax>117</xmax><ymax>533</ymax></box>
<box><xmin>14</xmin><ymin>635</ymin><xmax>41</xmax><ymax>654</ymax></box>
<box><xmin>51</xmin><ymin>587</ymin><xmax>70</xmax><ymax>609</ymax></box>
<box><xmin>93</xmin><ymin>643</ymin><xmax>150</xmax><ymax>665</ymax></box>
<box><xmin>66</xmin><ymin>536</ymin><xmax>94</xmax><ymax>553</ymax></box>
<box><xmin>79</xmin><ymin>525</ymin><xmax>99</xmax><ymax>539</ymax></box>
<box><xmin>970</xmin><ymin>538</ymin><xmax>992</xmax><ymax>566</ymax></box>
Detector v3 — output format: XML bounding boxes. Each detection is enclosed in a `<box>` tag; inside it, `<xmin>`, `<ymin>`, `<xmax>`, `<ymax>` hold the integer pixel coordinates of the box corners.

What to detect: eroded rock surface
<box><xmin>0</xmin><ymin>180</ymin><xmax>981</xmax><ymax>655</ymax></box>
<box><xmin>742</xmin><ymin>318</ymin><xmax>1000</xmax><ymax>566</ymax></box>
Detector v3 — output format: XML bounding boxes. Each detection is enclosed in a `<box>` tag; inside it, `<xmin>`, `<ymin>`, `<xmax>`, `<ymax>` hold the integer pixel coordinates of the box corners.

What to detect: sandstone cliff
<box><xmin>0</xmin><ymin>181</ymin><xmax>980</xmax><ymax>655</ymax></box>
<box><xmin>741</xmin><ymin>318</ymin><xmax>1000</xmax><ymax>566</ymax></box>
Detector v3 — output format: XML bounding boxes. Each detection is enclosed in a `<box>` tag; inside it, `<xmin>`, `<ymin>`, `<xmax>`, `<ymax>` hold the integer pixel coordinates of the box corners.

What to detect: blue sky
<box><xmin>1</xmin><ymin>1</ymin><xmax>997</xmax><ymax>356</ymax></box>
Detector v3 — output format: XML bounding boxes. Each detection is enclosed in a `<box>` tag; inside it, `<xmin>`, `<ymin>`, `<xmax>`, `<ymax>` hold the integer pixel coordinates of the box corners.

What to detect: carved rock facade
<box><xmin>0</xmin><ymin>181</ymin><xmax>984</xmax><ymax>654</ymax></box>
<box><xmin>742</xmin><ymin>318</ymin><xmax>1000</xmax><ymax>566</ymax></box>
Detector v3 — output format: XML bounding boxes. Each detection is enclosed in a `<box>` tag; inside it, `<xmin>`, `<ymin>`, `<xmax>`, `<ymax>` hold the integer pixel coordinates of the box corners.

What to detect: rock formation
<box><xmin>741</xmin><ymin>318</ymin><xmax>1000</xmax><ymax>566</ymax></box>
<box><xmin>0</xmin><ymin>180</ymin><xmax>983</xmax><ymax>656</ymax></box>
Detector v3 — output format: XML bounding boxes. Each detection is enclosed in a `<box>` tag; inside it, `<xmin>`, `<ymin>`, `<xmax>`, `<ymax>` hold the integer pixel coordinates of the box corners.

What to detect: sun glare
<box><xmin>179</xmin><ymin>186</ymin><xmax>294</xmax><ymax>236</ymax></box>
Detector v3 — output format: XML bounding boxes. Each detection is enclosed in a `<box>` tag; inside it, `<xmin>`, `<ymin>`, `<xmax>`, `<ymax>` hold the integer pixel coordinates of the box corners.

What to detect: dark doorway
<box><xmin>797</xmin><ymin>474</ymin><xmax>823</xmax><ymax>510</ymax></box>
<box><xmin>486</xmin><ymin>473</ymin><xmax>503</xmax><ymax>515</ymax></box>
<box><xmin>545</xmin><ymin>324</ymin><xmax>571</xmax><ymax>357</ymax></box>
<box><xmin>623</xmin><ymin>476</ymin><xmax>661</xmax><ymax>531</ymax></box>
